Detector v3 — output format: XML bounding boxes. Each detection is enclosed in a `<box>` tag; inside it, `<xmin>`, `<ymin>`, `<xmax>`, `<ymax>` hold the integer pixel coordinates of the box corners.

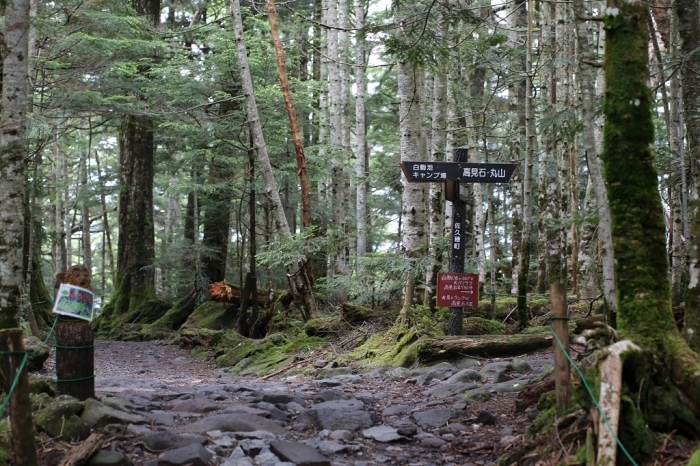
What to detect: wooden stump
<box><xmin>55</xmin><ymin>318</ymin><xmax>94</xmax><ymax>400</ymax></box>
<box><xmin>0</xmin><ymin>328</ymin><xmax>39</xmax><ymax>465</ymax></box>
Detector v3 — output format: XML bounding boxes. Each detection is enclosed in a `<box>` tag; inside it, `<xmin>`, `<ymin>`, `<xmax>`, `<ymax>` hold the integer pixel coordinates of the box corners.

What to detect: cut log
<box><xmin>417</xmin><ymin>333</ymin><xmax>554</xmax><ymax>361</ymax></box>
<box><xmin>209</xmin><ymin>281</ymin><xmax>270</xmax><ymax>307</ymax></box>
<box><xmin>55</xmin><ymin>319</ymin><xmax>94</xmax><ymax>401</ymax></box>
<box><xmin>57</xmin><ymin>432</ymin><xmax>105</xmax><ymax>466</ymax></box>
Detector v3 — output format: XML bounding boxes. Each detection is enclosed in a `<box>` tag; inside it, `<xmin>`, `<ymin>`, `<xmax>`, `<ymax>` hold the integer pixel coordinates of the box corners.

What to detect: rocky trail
<box><xmin>33</xmin><ymin>339</ymin><xmax>557</xmax><ymax>466</ymax></box>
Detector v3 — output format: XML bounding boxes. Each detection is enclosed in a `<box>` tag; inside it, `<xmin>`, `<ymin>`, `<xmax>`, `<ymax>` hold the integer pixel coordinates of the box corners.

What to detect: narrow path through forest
<box><xmin>36</xmin><ymin>339</ymin><xmax>548</xmax><ymax>465</ymax></box>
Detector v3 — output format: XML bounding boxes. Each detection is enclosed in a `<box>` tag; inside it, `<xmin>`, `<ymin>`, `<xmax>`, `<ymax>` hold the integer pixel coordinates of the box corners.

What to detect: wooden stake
<box><xmin>597</xmin><ymin>340</ymin><xmax>640</xmax><ymax>466</ymax></box>
<box><xmin>551</xmin><ymin>282</ymin><xmax>571</xmax><ymax>413</ymax></box>
<box><xmin>0</xmin><ymin>329</ymin><xmax>38</xmax><ymax>466</ymax></box>
<box><xmin>55</xmin><ymin>319</ymin><xmax>95</xmax><ymax>401</ymax></box>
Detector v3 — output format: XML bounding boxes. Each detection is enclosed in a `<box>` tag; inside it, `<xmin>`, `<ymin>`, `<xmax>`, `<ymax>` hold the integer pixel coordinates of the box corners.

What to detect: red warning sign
<box><xmin>437</xmin><ymin>272</ymin><xmax>479</xmax><ymax>308</ymax></box>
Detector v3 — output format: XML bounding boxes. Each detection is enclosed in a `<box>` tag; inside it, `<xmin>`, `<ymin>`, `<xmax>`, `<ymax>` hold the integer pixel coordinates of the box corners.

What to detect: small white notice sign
<box><xmin>52</xmin><ymin>283</ymin><xmax>95</xmax><ymax>322</ymax></box>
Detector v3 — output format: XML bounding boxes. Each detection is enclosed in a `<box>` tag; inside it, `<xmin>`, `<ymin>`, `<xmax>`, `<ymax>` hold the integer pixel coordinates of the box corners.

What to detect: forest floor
<box><xmin>34</xmin><ymin>336</ymin><xmax>699</xmax><ymax>466</ymax></box>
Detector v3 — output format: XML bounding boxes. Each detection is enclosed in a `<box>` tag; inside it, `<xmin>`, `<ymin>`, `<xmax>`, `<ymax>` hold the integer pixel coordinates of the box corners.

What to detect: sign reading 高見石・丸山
<box><xmin>400</xmin><ymin>162</ymin><xmax>516</xmax><ymax>183</ymax></box>
<box><xmin>53</xmin><ymin>283</ymin><xmax>95</xmax><ymax>322</ymax></box>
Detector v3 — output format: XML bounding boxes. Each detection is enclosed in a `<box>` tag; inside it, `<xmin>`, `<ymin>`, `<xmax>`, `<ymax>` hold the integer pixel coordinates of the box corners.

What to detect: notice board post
<box><xmin>54</xmin><ymin>266</ymin><xmax>95</xmax><ymax>401</ymax></box>
<box><xmin>447</xmin><ymin>148</ymin><xmax>469</xmax><ymax>335</ymax></box>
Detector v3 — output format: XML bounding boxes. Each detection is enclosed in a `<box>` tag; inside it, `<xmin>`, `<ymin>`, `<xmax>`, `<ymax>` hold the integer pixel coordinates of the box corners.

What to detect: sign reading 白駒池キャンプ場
<box><xmin>53</xmin><ymin>283</ymin><xmax>95</xmax><ymax>322</ymax></box>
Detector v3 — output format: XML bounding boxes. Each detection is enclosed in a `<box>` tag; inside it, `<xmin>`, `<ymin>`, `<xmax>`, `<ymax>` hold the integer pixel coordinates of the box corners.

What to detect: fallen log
<box><xmin>57</xmin><ymin>432</ymin><xmax>104</xmax><ymax>466</ymax></box>
<box><xmin>515</xmin><ymin>373</ymin><xmax>555</xmax><ymax>412</ymax></box>
<box><xmin>209</xmin><ymin>281</ymin><xmax>271</xmax><ymax>307</ymax></box>
<box><xmin>417</xmin><ymin>333</ymin><xmax>554</xmax><ymax>361</ymax></box>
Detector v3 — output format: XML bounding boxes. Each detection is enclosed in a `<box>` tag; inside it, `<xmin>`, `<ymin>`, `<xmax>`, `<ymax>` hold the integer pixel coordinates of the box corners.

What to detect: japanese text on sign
<box><xmin>412</xmin><ymin>164</ymin><xmax>447</xmax><ymax>180</ymax></box>
<box><xmin>437</xmin><ymin>272</ymin><xmax>478</xmax><ymax>308</ymax></box>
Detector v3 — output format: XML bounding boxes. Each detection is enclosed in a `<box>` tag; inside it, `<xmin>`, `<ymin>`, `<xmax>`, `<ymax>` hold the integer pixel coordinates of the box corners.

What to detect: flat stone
<box><xmin>382</xmin><ymin>405</ymin><xmax>413</xmax><ymax>416</ymax></box>
<box><xmin>314</xmin><ymin>390</ymin><xmax>353</xmax><ymax>402</ymax></box>
<box><xmin>144</xmin><ymin>431</ymin><xmax>206</xmax><ymax>451</ymax></box>
<box><xmin>221</xmin><ymin>404</ymin><xmax>270</xmax><ymax>417</ymax></box>
<box><xmin>87</xmin><ymin>450</ymin><xmax>130</xmax><ymax>466</ymax></box>
<box><xmin>363</xmin><ymin>426</ymin><xmax>407</xmax><ymax>443</ymax></box>
<box><xmin>262</xmin><ymin>392</ymin><xmax>305</xmax><ymax>406</ymax></box>
<box><xmin>426</xmin><ymin>383</ymin><xmax>479</xmax><ymax>399</ymax></box>
<box><xmin>297</xmin><ymin>408</ymin><xmax>377</xmax><ymax>431</ymax></box>
<box><xmin>443</xmin><ymin>369</ymin><xmax>482</xmax><ymax>384</ymax></box>
<box><xmin>170</xmin><ymin>396</ymin><xmax>219</xmax><ymax>413</ymax></box>
<box><xmin>175</xmin><ymin>413</ymin><xmax>286</xmax><ymax>436</ymax></box>
<box><xmin>158</xmin><ymin>443</ymin><xmax>212</xmax><ymax>466</ymax></box>
<box><xmin>81</xmin><ymin>398</ymin><xmax>148</xmax><ymax>429</ymax></box>
<box><xmin>412</xmin><ymin>408</ymin><xmax>458</xmax><ymax>428</ymax></box>
<box><xmin>141</xmin><ymin>410</ymin><xmax>175</xmax><ymax>425</ymax></box>
<box><xmin>313</xmin><ymin>399</ymin><xmax>364</xmax><ymax>410</ymax></box>
<box><xmin>270</xmin><ymin>440</ymin><xmax>331</xmax><ymax>466</ymax></box>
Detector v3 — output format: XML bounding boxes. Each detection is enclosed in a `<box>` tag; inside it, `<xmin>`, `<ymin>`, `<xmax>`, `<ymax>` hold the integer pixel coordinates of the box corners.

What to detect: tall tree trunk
<box><xmin>517</xmin><ymin>0</ymin><xmax>536</xmax><ymax>329</ymax></box>
<box><xmin>80</xmin><ymin>124</ymin><xmax>93</xmax><ymax>274</ymax></box>
<box><xmin>266</xmin><ymin>0</ymin><xmax>313</xmax><ymax>230</ymax></box>
<box><xmin>397</xmin><ymin>56</ymin><xmax>425</xmax><ymax>326</ymax></box>
<box><xmin>574</xmin><ymin>0</ymin><xmax>617</xmax><ymax>317</ymax></box>
<box><xmin>678</xmin><ymin>0</ymin><xmax>700</xmax><ymax>351</ymax></box>
<box><xmin>0</xmin><ymin>0</ymin><xmax>39</xmax><ymax>459</ymax></box>
<box><xmin>230</xmin><ymin>0</ymin><xmax>317</xmax><ymax>319</ymax></box>
<box><xmin>354</xmin><ymin>0</ymin><xmax>368</xmax><ymax>273</ymax></box>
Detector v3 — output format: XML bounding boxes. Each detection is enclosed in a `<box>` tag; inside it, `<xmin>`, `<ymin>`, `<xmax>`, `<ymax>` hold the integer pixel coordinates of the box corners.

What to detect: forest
<box><xmin>1</xmin><ymin>0</ymin><xmax>700</xmax><ymax>462</ymax></box>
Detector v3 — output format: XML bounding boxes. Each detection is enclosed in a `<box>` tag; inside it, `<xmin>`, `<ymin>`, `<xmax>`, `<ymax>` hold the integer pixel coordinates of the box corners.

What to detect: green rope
<box><xmin>549</xmin><ymin>326</ymin><xmax>639</xmax><ymax>466</ymax></box>
<box><xmin>54</xmin><ymin>344</ymin><xmax>94</xmax><ymax>350</ymax></box>
<box><xmin>0</xmin><ymin>353</ymin><xmax>28</xmax><ymax>418</ymax></box>
<box><xmin>56</xmin><ymin>374</ymin><xmax>95</xmax><ymax>383</ymax></box>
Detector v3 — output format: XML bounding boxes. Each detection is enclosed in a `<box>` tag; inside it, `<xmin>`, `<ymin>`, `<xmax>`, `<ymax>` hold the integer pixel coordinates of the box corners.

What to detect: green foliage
<box><xmin>256</xmin><ymin>227</ymin><xmax>327</xmax><ymax>271</ymax></box>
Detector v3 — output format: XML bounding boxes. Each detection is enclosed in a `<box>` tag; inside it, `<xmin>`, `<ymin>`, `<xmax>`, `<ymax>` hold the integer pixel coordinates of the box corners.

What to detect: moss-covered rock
<box><xmin>304</xmin><ymin>316</ymin><xmax>343</xmax><ymax>337</ymax></box>
<box><xmin>0</xmin><ymin>418</ymin><xmax>10</xmax><ymax>466</ymax></box>
<box><xmin>340</xmin><ymin>326</ymin><xmax>423</xmax><ymax>368</ymax></box>
<box><xmin>28</xmin><ymin>375</ymin><xmax>55</xmax><ymax>396</ymax></box>
<box><xmin>215</xmin><ymin>332</ymin><xmax>288</xmax><ymax>367</ymax></box>
<box><xmin>94</xmin><ymin>297</ymin><xmax>172</xmax><ymax>338</ymax></box>
<box><xmin>688</xmin><ymin>449</ymin><xmax>700</xmax><ymax>466</ymax></box>
<box><xmin>179</xmin><ymin>327</ymin><xmax>224</xmax><ymax>348</ymax></box>
<box><xmin>463</xmin><ymin>317</ymin><xmax>506</xmax><ymax>335</ymax></box>
<box><xmin>183</xmin><ymin>301</ymin><xmax>237</xmax><ymax>330</ymax></box>
<box><xmin>35</xmin><ymin>395</ymin><xmax>91</xmax><ymax>441</ymax></box>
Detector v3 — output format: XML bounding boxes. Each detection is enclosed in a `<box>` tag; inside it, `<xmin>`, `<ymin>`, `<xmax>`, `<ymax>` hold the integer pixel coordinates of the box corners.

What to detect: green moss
<box><xmin>617</xmin><ymin>396</ymin><xmax>656</xmax><ymax>464</ymax></box>
<box><xmin>339</xmin><ymin>325</ymin><xmax>422</xmax><ymax>368</ymax></box>
<box><xmin>687</xmin><ymin>449</ymin><xmax>700</xmax><ymax>466</ymax></box>
<box><xmin>523</xmin><ymin>326</ymin><xmax>551</xmax><ymax>335</ymax></box>
<box><xmin>180</xmin><ymin>327</ymin><xmax>224</xmax><ymax>348</ymax></box>
<box><xmin>0</xmin><ymin>418</ymin><xmax>10</xmax><ymax>466</ymax></box>
<box><xmin>95</xmin><ymin>297</ymin><xmax>171</xmax><ymax>338</ymax></box>
<box><xmin>183</xmin><ymin>301</ymin><xmax>236</xmax><ymax>330</ymax></box>
<box><xmin>463</xmin><ymin>317</ymin><xmax>506</xmax><ymax>335</ymax></box>
<box><xmin>538</xmin><ymin>391</ymin><xmax>556</xmax><ymax>411</ymax></box>
<box><xmin>304</xmin><ymin>316</ymin><xmax>342</xmax><ymax>337</ymax></box>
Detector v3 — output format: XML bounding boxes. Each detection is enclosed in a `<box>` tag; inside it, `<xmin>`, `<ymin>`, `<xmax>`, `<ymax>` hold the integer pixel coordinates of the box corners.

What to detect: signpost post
<box><xmin>400</xmin><ymin>149</ymin><xmax>516</xmax><ymax>335</ymax></box>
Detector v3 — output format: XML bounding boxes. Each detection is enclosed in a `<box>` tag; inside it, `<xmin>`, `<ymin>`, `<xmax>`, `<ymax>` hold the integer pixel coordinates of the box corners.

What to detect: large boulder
<box><xmin>35</xmin><ymin>395</ymin><xmax>91</xmax><ymax>441</ymax></box>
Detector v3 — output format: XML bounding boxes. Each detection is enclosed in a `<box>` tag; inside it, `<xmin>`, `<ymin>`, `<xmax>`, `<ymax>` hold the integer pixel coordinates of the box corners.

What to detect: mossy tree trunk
<box><xmin>678</xmin><ymin>0</ymin><xmax>700</xmax><ymax>352</ymax></box>
<box><xmin>600</xmin><ymin>0</ymin><xmax>700</xmax><ymax>434</ymax></box>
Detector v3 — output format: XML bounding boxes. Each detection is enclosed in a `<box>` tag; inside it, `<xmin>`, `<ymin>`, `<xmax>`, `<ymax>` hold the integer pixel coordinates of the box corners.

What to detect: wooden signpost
<box><xmin>401</xmin><ymin>149</ymin><xmax>516</xmax><ymax>335</ymax></box>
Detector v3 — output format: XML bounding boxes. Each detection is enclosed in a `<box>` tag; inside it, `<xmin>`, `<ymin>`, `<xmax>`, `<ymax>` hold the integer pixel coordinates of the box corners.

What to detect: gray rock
<box><xmin>239</xmin><ymin>438</ymin><xmax>268</xmax><ymax>456</ymax></box>
<box><xmin>443</xmin><ymin>369</ymin><xmax>482</xmax><ymax>384</ymax></box>
<box><xmin>328</xmin><ymin>430</ymin><xmax>354</xmax><ymax>441</ymax></box>
<box><xmin>381</xmin><ymin>405</ymin><xmax>413</xmax><ymax>416</ymax></box>
<box><xmin>297</xmin><ymin>408</ymin><xmax>378</xmax><ymax>431</ymax></box>
<box><xmin>315</xmin><ymin>367</ymin><xmax>353</xmax><ymax>378</ymax></box>
<box><xmin>144</xmin><ymin>431</ymin><xmax>206</xmax><ymax>451</ymax></box>
<box><xmin>426</xmin><ymin>383</ymin><xmax>479</xmax><ymax>399</ymax></box>
<box><xmin>35</xmin><ymin>395</ymin><xmax>91</xmax><ymax>441</ymax></box>
<box><xmin>233</xmin><ymin>430</ymin><xmax>278</xmax><ymax>441</ymax></box>
<box><xmin>313</xmin><ymin>399</ymin><xmax>364</xmax><ymax>410</ymax></box>
<box><xmin>313</xmin><ymin>359</ymin><xmax>329</xmax><ymax>369</ymax></box>
<box><xmin>88</xmin><ymin>450</ymin><xmax>131</xmax><ymax>466</ymax></box>
<box><xmin>475</xmin><ymin>410</ymin><xmax>497</xmax><ymax>425</ymax></box>
<box><xmin>411</xmin><ymin>408</ymin><xmax>458</xmax><ymax>428</ymax></box>
<box><xmin>126</xmin><ymin>424</ymin><xmax>154</xmax><ymax>437</ymax></box>
<box><xmin>158</xmin><ymin>443</ymin><xmax>212</xmax><ymax>466</ymax></box>
<box><xmin>362</xmin><ymin>426</ymin><xmax>407</xmax><ymax>443</ymax></box>
<box><xmin>270</xmin><ymin>440</ymin><xmax>331</xmax><ymax>466</ymax></box>
<box><xmin>385</xmin><ymin>367</ymin><xmax>411</xmax><ymax>380</ymax></box>
<box><xmin>262</xmin><ymin>392</ymin><xmax>305</xmax><ymax>406</ymax></box>
<box><xmin>175</xmin><ymin>413</ymin><xmax>286</xmax><ymax>436</ymax></box>
<box><xmin>81</xmin><ymin>398</ymin><xmax>148</xmax><ymax>428</ymax></box>
<box><xmin>222</xmin><ymin>404</ymin><xmax>270</xmax><ymax>417</ymax></box>
<box><xmin>306</xmin><ymin>439</ymin><xmax>353</xmax><ymax>454</ymax></box>
<box><xmin>170</xmin><ymin>396</ymin><xmax>219</xmax><ymax>413</ymax></box>
<box><xmin>314</xmin><ymin>390</ymin><xmax>353</xmax><ymax>402</ymax></box>
<box><xmin>415</xmin><ymin>362</ymin><xmax>457</xmax><ymax>385</ymax></box>
<box><xmin>480</xmin><ymin>361</ymin><xmax>513</xmax><ymax>382</ymax></box>
<box><xmin>464</xmin><ymin>388</ymin><xmax>493</xmax><ymax>402</ymax></box>
<box><xmin>141</xmin><ymin>410</ymin><xmax>175</xmax><ymax>425</ymax></box>
<box><xmin>417</xmin><ymin>434</ymin><xmax>446</xmax><ymax>449</ymax></box>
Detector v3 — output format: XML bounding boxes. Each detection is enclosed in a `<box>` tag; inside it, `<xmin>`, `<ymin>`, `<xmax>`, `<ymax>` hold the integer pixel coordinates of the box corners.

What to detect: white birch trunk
<box><xmin>354</xmin><ymin>0</ymin><xmax>367</xmax><ymax>272</ymax></box>
<box><xmin>574</xmin><ymin>0</ymin><xmax>617</xmax><ymax>314</ymax></box>
<box><xmin>398</xmin><ymin>56</ymin><xmax>425</xmax><ymax>324</ymax></box>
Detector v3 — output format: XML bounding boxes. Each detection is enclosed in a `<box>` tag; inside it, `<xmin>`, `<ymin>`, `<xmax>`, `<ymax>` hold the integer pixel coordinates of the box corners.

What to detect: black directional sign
<box><xmin>401</xmin><ymin>161</ymin><xmax>516</xmax><ymax>183</ymax></box>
